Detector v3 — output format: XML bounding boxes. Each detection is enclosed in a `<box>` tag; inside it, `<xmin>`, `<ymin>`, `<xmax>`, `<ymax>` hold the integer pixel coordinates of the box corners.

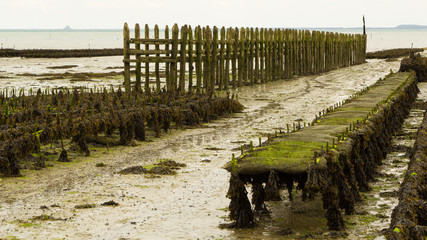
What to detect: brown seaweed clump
<box><xmin>400</xmin><ymin>53</ymin><xmax>427</xmax><ymax>82</ymax></box>
<box><xmin>386</xmin><ymin>108</ymin><xmax>427</xmax><ymax>240</ymax></box>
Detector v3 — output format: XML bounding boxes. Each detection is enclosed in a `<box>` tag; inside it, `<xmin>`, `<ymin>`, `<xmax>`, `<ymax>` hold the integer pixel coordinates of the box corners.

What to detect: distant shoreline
<box><xmin>1</xmin><ymin>25</ymin><xmax>427</xmax><ymax>32</ymax></box>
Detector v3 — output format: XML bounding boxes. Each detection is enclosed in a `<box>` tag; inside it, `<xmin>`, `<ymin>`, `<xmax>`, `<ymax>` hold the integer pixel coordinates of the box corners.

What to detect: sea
<box><xmin>0</xmin><ymin>28</ymin><xmax>426</xmax><ymax>52</ymax></box>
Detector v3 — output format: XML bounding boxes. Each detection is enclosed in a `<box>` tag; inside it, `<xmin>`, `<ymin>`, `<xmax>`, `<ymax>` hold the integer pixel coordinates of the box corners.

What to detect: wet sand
<box><xmin>0</xmin><ymin>56</ymin><xmax>408</xmax><ymax>239</ymax></box>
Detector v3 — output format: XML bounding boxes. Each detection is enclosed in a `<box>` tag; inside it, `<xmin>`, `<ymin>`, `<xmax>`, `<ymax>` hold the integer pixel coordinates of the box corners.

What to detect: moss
<box><xmin>250</xmin><ymin>140</ymin><xmax>325</xmax><ymax>165</ymax></box>
<box><xmin>318</xmin><ymin>117</ymin><xmax>365</xmax><ymax>126</ymax></box>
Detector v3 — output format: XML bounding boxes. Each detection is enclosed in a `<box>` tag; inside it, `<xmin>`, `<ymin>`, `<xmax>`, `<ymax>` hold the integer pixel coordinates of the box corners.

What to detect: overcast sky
<box><xmin>0</xmin><ymin>0</ymin><xmax>426</xmax><ymax>29</ymax></box>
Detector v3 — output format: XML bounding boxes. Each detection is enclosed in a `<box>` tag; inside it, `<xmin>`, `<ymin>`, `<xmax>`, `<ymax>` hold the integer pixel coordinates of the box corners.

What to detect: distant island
<box><xmin>395</xmin><ymin>25</ymin><xmax>427</xmax><ymax>29</ymax></box>
<box><xmin>63</xmin><ymin>25</ymin><xmax>72</xmax><ymax>31</ymax></box>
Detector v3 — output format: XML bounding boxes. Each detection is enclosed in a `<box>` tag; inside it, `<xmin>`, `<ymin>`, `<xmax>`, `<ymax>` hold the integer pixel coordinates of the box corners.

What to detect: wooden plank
<box><xmin>135</xmin><ymin>23</ymin><xmax>142</xmax><ymax>93</ymax></box>
<box><xmin>129</xmin><ymin>49</ymin><xmax>172</xmax><ymax>55</ymax></box>
<box><xmin>130</xmin><ymin>38</ymin><xmax>174</xmax><ymax>44</ymax></box>
<box><xmin>123</xmin><ymin>22</ymin><xmax>131</xmax><ymax>93</ymax></box>
<box><xmin>144</xmin><ymin>24</ymin><xmax>150</xmax><ymax>93</ymax></box>
<box><xmin>123</xmin><ymin>58</ymin><xmax>176</xmax><ymax>63</ymax></box>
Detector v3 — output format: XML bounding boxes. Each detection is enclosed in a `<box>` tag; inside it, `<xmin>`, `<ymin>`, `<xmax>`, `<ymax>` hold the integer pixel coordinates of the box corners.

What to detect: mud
<box><xmin>0</xmin><ymin>56</ymin><xmax>413</xmax><ymax>239</ymax></box>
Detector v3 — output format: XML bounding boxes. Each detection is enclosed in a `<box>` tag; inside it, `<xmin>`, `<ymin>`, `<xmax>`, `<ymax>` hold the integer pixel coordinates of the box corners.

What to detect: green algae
<box><xmin>226</xmin><ymin>72</ymin><xmax>414</xmax><ymax>176</ymax></box>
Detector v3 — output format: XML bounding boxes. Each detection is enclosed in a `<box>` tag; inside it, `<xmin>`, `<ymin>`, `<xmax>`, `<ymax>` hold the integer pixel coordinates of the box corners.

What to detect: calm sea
<box><xmin>0</xmin><ymin>28</ymin><xmax>426</xmax><ymax>52</ymax></box>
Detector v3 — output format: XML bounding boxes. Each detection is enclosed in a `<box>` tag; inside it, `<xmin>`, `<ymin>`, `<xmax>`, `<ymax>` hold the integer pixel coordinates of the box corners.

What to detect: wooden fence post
<box><xmin>205</xmin><ymin>26</ymin><xmax>212</xmax><ymax>95</ymax></box>
<box><xmin>188</xmin><ymin>26</ymin><xmax>194</xmax><ymax>93</ymax></box>
<box><xmin>259</xmin><ymin>28</ymin><xmax>264</xmax><ymax>83</ymax></box>
<box><xmin>232</xmin><ymin>27</ymin><xmax>238</xmax><ymax>88</ymax></box>
<box><xmin>249</xmin><ymin>28</ymin><xmax>254</xmax><ymax>85</ymax></box>
<box><xmin>154</xmin><ymin>24</ymin><xmax>161</xmax><ymax>93</ymax></box>
<box><xmin>170</xmin><ymin>24</ymin><xmax>179</xmax><ymax>95</ymax></box>
<box><xmin>238</xmin><ymin>27</ymin><xmax>245</xmax><ymax>87</ymax></box>
<box><xmin>195</xmin><ymin>26</ymin><xmax>202</xmax><ymax>94</ymax></box>
<box><xmin>254</xmin><ymin>28</ymin><xmax>259</xmax><ymax>84</ymax></box>
<box><xmin>165</xmin><ymin>25</ymin><xmax>170</xmax><ymax>92</ymax></box>
<box><xmin>135</xmin><ymin>24</ymin><xmax>142</xmax><ymax>93</ymax></box>
<box><xmin>123</xmin><ymin>22</ymin><xmax>131</xmax><ymax>93</ymax></box>
<box><xmin>225</xmin><ymin>28</ymin><xmax>232</xmax><ymax>90</ymax></box>
<box><xmin>144</xmin><ymin>24</ymin><xmax>150</xmax><ymax>93</ymax></box>
<box><xmin>179</xmin><ymin>25</ymin><xmax>188</xmax><ymax>94</ymax></box>
<box><xmin>220</xmin><ymin>27</ymin><xmax>226</xmax><ymax>90</ymax></box>
<box><xmin>212</xmin><ymin>26</ymin><xmax>218</xmax><ymax>92</ymax></box>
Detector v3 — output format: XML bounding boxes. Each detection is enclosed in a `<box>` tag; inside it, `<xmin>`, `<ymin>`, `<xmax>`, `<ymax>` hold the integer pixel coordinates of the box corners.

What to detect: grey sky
<box><xmin>0</xmin><ymin>0</ymin><xmax>426</xmax><ymax>29</ymax></box>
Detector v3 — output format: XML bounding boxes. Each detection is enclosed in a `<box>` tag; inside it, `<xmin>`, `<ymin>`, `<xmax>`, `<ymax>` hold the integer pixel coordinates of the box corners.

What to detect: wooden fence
<box><xmin>123</xmin><ymin>23</ymin><xmax>367</xmax><ymax>94</ymax></box>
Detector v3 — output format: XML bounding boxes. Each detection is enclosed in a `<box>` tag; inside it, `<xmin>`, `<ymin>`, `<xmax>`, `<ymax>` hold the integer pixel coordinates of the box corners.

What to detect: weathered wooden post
<box><xmin>123</xmin><ymin>23</ymin><xmax>131</xmax><ymax>93</ymax></box>
<box><xmin>135</xmin><ymin>24</ymin><xmax>142</xmax><ymax>93</ymax></box>
<box><xmin>154</xmin><ymin>24</ymin><xmax>161</xmax><ymax>93</ymax></box>
<box><xmin>220</xmin><ymin>27</ymin><xmax>226</xmax><ymax>91</ymax></box>
<box><xmin>254</xmin><ymin>28</ymin><xmax>259</xmax><ymax>84</ymax></box>
<box><xmin>188</xmin><ymin>26</ymin><xmax>194</xmax><ymax>93</ymax></box>
<box><xmin>165</xmin><ymin>25</ymin><xmax>171</xmax><ymax>92</ymax></box>
<box><xmin>195</xmin><ymin>26</ymin><xmax>202</xmax><ymax>94</ymax></box>
<box><xmin>259</xmin><ymin>28</ymin><xmax>265</xmax><ymax>83</ymax></box>
<box><xmin>238</xmin><ymin>27</ymin><xmax>245</xmax><ymax>87</ymax></box>
<box><xmin>179</xmin><ymin>25</ymin><xmax>188</xmax><ymax>94</ymax></box>
<box><xmin>170</xmin><ymin>24</ymin><xmax>179</xmax><ymax>95</ymax></box>
<box><xmin>212</xmin><ymin>26</ymin><xmax>218</xmax><ymax>92</ymax></box>
<box><xmin>232</xmin><ymin>27</ymin><xmax>238</xmax><ymax>88</ymax></box>
<box><xmin>285</xmin><ymin>29</ymin><xmax>291</xmax><ymax>78</ymax></box>
<box><xmin>205</xmin><ymin>26</ymin><xmax>212</xmax><ymax>96</ymax></box>
<box><xmin>225</xmin><ymin>28</ymin><xmax>232</xmax><ymax>90</ymax></box>
<box><xmin>249</xmin><ymin>28</ymin><xmax>255</xmax><ymax>85</ymax></box>
<box><xmin>144</xmin><ymin>24</ymin><xmax>150</xmax><ymax>93</ymax></box>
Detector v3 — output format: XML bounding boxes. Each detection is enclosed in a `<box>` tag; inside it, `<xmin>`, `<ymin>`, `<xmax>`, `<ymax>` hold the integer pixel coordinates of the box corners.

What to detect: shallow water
<box><xmin>0</xmin><ymin>56</ymin><xmax>414</xmax><ymax>239</ymax></box>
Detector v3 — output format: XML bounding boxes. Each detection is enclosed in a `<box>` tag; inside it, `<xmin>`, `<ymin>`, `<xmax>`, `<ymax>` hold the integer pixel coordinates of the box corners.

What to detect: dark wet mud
<box><xmin>0</xmin><ymin>56</ymin><xmax>415</xmax><ymax>239</ymax></box>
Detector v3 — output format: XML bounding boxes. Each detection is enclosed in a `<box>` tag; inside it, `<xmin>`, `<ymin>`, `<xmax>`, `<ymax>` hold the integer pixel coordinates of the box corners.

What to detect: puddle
<box><xmin>0</xmin><ymin>57</ymin><xmax>421</xmax><ymax>239</ymax></box>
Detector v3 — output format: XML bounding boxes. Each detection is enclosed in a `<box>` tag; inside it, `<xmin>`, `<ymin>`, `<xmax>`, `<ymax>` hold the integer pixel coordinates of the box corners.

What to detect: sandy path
<box><xmin>0</xmin><ymin>58</ymin><xmax>401</xmax><ymax>239</ymax></box>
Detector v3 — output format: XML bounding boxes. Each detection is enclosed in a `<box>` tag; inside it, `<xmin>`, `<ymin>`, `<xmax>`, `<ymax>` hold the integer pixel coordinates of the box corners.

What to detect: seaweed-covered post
<box><xmin>264</xmin><ymin>170</ymin><xmax>282</xmax><ymax>201</ymax></box>
<box><xmin>123</xmin><ymin>22</ymin><xmax>131</xmax><ymax>93</ymax></box>
<box><xmin>144</xmin><ymin>24</ymin><xmax>150</xmax><ymax>93</ymax></box>
<box><xmin>179</xmin><ymin>25</ymin><xmax>188</xmax><ymax>95</ymax></box>
<box><xmin>226</xmin><ymin>155</ymin><xmax>255</xmax><ymax>229</ymax></box>
<box><xmin>134</xmin><ymin>24</ymin><xmax>142</xmax><ymax>93</ymax></box>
